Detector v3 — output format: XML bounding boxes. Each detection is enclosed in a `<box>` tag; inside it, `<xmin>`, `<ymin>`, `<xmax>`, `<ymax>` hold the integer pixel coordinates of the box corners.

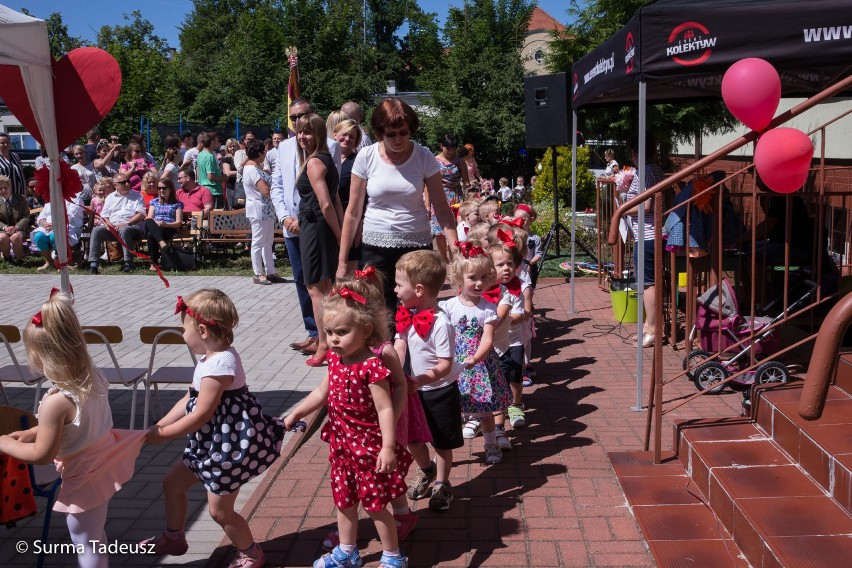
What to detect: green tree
<box><xmin>546</xmin><ymin>0</ymin><xmax>735</xmax><ymax>160</ymax></box>
<box><xmin>420</xmin><ymin>0</ymin><xmax>535</xmax><ymax>178</ymax></box>
<box><xmin>20</xmin><ymin>10</ymin><xmax>88</xmax><ymax>59</ymax></box>
<box><xmin>96</xmin><ymin>12</ymin><xmax>173</xmax><ymax>139</ymax></box>
<box><xmin>532</xmin><ymin>146</ymin><xmax>596</xmax><ymax>209</ymax></box>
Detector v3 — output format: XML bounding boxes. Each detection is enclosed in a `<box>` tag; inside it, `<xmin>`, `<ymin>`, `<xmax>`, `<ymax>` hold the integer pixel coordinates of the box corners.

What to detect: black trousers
<box><xmin>145</xmin><ymin>219</ymin><xmax>177</xmax><ymax>264</ymax></box>
<box><xmin>359</xmin><ymin>243</ymin><xmax>431</xmax><ymax>316</ymax></box>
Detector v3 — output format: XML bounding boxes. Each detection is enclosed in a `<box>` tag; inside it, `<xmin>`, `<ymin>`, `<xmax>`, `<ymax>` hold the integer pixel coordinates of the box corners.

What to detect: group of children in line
<box><xmin>0</xmin><ymin>201</ymin><xmax>542</xmax><ymax>568</ymax></box>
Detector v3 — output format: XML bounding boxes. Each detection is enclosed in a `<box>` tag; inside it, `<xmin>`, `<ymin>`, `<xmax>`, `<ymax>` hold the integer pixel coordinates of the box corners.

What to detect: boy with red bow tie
<box><xmin>393</xmin><ymin>250</ymin><xmax>463</xmax><ymax>512</ymax></box>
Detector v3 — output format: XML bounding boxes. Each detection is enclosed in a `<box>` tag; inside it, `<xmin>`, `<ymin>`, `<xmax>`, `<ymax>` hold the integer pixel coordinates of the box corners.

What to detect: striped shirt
<box><xmin>0</xmin><ymin>152</ymin><xmax>25</xmax><ymax>195</ymax></box>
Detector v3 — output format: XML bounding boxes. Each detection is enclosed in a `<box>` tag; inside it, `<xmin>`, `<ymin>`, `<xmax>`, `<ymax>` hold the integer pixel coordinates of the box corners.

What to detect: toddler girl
<box><xmin>285</xmin><ymin>277</ymin><xmax>412</xmax><ymax>568</ymax></box>
<box><xmin>0</xmin><ymin>292</ymin><xmax>146</xmax><ymax>568</ymax></box>
<box><xmin>143</xmin><ymin>289</ymin><xmax>284</xmax><ymax>568</ymax></box>
<box><xmin>441</xmin><ymin>242</ymin><xmax>511</xmax><ymax>464</ymax></box>
<box><xmin>90</xmin><ymin>178</ymin><xmax>113</xmax><ymax>224</ymax></box>
<box><xmin>456</xmin><ymin>200</ymin><xmax>481</xmax><ymax>242</ymax></box>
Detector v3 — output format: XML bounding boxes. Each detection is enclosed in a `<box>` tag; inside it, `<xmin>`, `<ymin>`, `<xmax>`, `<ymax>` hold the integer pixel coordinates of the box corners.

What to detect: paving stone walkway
<box><xmin>1</xmin><ymin>275</ymin><xmax>745</xmax><ymax>567</ymax></box>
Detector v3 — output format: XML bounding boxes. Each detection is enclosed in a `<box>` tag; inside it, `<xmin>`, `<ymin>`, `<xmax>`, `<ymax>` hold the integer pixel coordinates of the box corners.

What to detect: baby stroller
<box><xmin>683</xmin><ymin>278</ymin><xmax>815</xmax><ymax>394</ymax></box>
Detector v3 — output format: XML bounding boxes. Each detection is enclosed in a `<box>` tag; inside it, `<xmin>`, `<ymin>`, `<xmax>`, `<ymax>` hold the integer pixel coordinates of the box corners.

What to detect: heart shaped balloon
<box><xmin>721</xmin><ymin>58</ymin><xmax>781</xmax><ymax>132</ymax></box>
<box><xmin>0</xmin><ymin>47</ymin><xmax>121</xmax><ymax>149</ymax></box>
<box><xmin>754</xmin><ymin>128</ymin><xmax>814</xmax><ymax>194</ymax></box>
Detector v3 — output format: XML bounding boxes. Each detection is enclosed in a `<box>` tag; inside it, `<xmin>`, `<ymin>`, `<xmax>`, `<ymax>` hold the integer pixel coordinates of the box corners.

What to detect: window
<box><xmin>534</xmin><ymin>48</ymin><xmax>545</xmax><ymax>66</ymax></box>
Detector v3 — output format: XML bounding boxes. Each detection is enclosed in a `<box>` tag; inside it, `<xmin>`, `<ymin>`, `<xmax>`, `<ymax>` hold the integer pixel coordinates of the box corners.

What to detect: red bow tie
<box><xmin>482</xmin><ymin>284</ymin><xmax>501</xmax><ymax>304</ymax></box>
<box><xmin>505</xmin><ymin>217</ymin><xmax>525</xmax><ymax>228</ymax></box>
<box><xmin>505</xmin><ymin>276</ymin><xmax>522</xmax><ymax>296</ymax></box>
<box><xmin>395</xmin><ymin>306</ymin><xmax>435</xmax><ymax>339</ymax></box>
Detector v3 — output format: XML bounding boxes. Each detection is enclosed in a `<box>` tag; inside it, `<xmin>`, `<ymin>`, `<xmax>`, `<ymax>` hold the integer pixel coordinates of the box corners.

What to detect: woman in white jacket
<box><xmin>242</xmin><ymin>138</ymin><xmax>285</xmax><ymax>285</ymax></box>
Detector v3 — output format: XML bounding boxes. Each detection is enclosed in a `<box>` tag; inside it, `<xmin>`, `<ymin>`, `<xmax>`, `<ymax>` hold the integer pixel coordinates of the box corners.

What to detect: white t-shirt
<box><xmin>183</xmin><ymin>147</ymin><xmax>200</xmax><ymax>169</ymax></box>
<box><xmin>191</xmin><ymin>347</ymin><xmax>247</xmax><ymax>391</ymax></box>
<box><xmin>604</xmin><ymin>159</ymin><xmax>619</xmax><ymax>176</ymax></box>
<box><xmin>493</xmin><ymin>287</ymin><xmax>522</xmax><ymax>354</ymax></box>
<box><xmin>456</xmin><ymin>221</ymin><xmax>470</xmax><ymax>242</ymax></box>
<box><xmin>351</xmin><ymin>142</ymin><xmax>440</xmax><ymax>248</ymax></box>
<box><xmin>242</xmin><ymin>165</ymin><xmax>275</xmax><ymax>221</ymax></box>
<box><xmin>396</xmin><ymin>309</ymin><xmax>458</xmax><ymax>391</ymax></box>
<box><xmin>439</xmin><ymin>297</ymin><xmax>499</xmax><ymax>347</ymax></box>
<box><xmin>499</xmin><ymin>186</ymin><xmax>513</xmax><ymax>201</ymax></box>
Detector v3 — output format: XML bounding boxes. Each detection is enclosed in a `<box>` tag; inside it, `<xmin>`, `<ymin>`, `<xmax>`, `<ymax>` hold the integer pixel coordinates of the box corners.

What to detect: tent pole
<box><xmin>48</xmin><ymin>157</ymin><xmax>71</xmax><ymax>293</ymax></box>
<box><xmin>633</xmin><ymin>81</ymin><xmax>647</xmax><ymax>413</ymax></box>
<box><xmin>552</xmin><ymin>145</ymin><xmax>559</xmax><ymax>252</ymax></box>
<box><xmin>570</xmin><ymin>112</ymin><xmax>577</xmax><ymax>314</ymax></box>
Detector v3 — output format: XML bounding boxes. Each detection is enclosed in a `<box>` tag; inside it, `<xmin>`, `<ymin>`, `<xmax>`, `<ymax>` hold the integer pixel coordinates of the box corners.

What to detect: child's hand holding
<box><xmin>463</xmin><ymin>356</ymin><xmax>476</xmax><ymax>369</ymax></box>
<box><xmin>146</xmin><ymin>425</ymin><xmax>166</xmax><ymax>445</ymax></box>
<box><xmin>283</xmin><ymin>414</ymin><xmax>300</xmax><ymax>431</ymax></box>
<box><xmin>376</xmin><ymin>447</ymin><xmax>397</xmax><ymax>473</ymax></box>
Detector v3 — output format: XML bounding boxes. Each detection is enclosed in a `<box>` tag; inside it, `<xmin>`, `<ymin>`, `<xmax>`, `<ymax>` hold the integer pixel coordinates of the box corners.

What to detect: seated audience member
<box><xmin>175</xmin><ymin>168</ymin><xmax>213</xmax><ymax>214</ymax></box>
<box><xmin>33</xmin><ymin>197</ymin><xmax>85</xmax><ymax>271</ymax></box>
<box><xmin>0</xmin><ymin>175</ymin><xmax>30</xmax><ymax>262</ymax></box>
<box><xmin>90</xmin><ymin>177</ymin><xmax>114</xmax><ymax>224</ymax></box>
<box><xmin>145</xmin><ymin>178</ymin><xmax>183</xmax><ymax>270</ymax></box>
<box><xmin>71</xmin><ymin>144</ymin><xmax>97</xmax><ymax>205</ymax></box>
<box><xmin>120</xmin><ymin>142</ymin><xmax>159</xmax><ymax>193</ymax></box>
<box><xmin>87</xmin><ymin>173</ymin><xmax>146</xmax><ymax>273</ymax></box>
<box><xmin>93</xmin><ymin>139</ymin><xmax>120</xmax><ymax>181</ymax></box>
<box><xmin>26</xmin><ymin>177</ymin><xmax>44</xmax><ymax>209</ymax></box>
<box><xmin>140</xmin><ymin>171</ymin><xmax>160</xmax><ymax>208</ymax></box>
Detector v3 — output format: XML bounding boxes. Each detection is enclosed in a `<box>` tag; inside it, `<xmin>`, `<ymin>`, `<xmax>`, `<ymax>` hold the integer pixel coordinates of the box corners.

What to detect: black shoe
<box><xmin>120</xmin><ymin>263</ymin><xmax>134</xmax><ymax>273</ymax></box>
<box><xmin>88</xmin><ymin>263</ymin><xmax>99</xmax><ymax>275</ymax></box>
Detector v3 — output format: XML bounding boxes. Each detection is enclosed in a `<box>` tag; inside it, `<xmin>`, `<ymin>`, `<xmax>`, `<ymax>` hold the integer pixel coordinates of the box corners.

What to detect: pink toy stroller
<box><xmin>683</xmin><ymin>278</ymin><xmax>814</xmax><ymax>393</ymax></box>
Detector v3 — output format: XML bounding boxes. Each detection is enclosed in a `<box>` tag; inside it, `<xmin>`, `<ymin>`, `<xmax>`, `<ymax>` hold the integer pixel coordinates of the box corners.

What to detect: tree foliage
<box><xmin>95</xmin><ymin>12</ymin><xmax>173</xmax><ymax>139</ymax></box>
<box><xmin>420</xmin><ymin>0</ymin><xmax>535</xmax><ymax>178</ymax></box>
<box><xmin>532</xmin><ymin>146</ymin><xmax>596</xmax><ymax>209</ymax></box>
<box><xmin>546</xmin><ymin>0</ymin><xmax>735</xmax><ymax>159</ymax></box>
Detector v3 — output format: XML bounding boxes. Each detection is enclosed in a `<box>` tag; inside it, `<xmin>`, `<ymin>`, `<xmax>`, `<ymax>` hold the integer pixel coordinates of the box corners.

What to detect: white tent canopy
<box><xmin>0</xmin><ymin>4</ymin><xmax>70</xmax><ymax>292</ymax></box>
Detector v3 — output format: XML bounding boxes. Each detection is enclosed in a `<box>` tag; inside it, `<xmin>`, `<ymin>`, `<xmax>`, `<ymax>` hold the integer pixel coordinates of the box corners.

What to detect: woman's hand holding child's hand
<box><xmin>376</xmin><ymin>447</ymin><xmax>397</xmax><ymax>473</ymax></box>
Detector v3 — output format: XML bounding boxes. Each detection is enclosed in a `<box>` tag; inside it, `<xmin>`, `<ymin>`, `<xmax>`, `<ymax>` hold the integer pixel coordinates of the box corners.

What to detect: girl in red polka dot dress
<box><xmin>285</xmin><ymin>277</ymin><xmax>413</xmax><ymax>568</ymax></box>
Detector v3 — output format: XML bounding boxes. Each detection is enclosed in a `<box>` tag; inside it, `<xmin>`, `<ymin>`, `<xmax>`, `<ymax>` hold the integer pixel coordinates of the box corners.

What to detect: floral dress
<box><xmin>430</xmin><ymin>155</ymin><xmax>463</xmax><ymax>235</ymax></box>
<box><xmin>439</xmin><ymin>296</ymin><xmax>511</xmax><ymax>414</ymax></box>
<box><xmin>320</xmin><ymin>351</ymin><xmax>413</xmax><ymax>512</ymax></box>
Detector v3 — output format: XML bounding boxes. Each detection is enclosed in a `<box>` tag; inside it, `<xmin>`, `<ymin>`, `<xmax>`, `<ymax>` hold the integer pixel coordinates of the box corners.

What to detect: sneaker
<box><xmin>522</xmin><ymin>376</ymin><xmax>533</xmax><ymax>387</ymax></box>
<box><xmin>378</xmin><ymin>553</ymin><xmax>409</xmax><ymax>568</ymax></box>
<box><xmin>462</xmin><ymin>418</ymin><xmax>481</xmax><ymax>438</ymax></box>
<box><xmin>495</xmin><ymin>426</ymin><xmax>512</xmax><ymax>451</ymax></box>
<box><xmin>228</xmin><ymin>544</ymin><xmax>265</xmax><ymax>568</ymax></box>
<box><xmin>428</xmin><ymin>483</ymin><xmax>453</xmax><ymax>512</ymax></box>
<box><xmin>140</xmin><ymin>532</ymin><xmax>189</xmax><ymax>556</ymax></box>
<box><xmin>508</xmin><ymin>404</ymin><xmax>526</xmax><ymax>428</ymax></box>
<box><xmin>322</xmin><ymin>530</ymin><xmax>340</xmax><ymax>550</ymax></box>
<box><xmin>394</xmin><ymin>511</ymin><xmax>418</xmax><ymax>541</ymax></box>
<box><xmin>485</xmin><ymin>444</ymin><xmax>503</xmax><ymax>464</ymax></box>
<box><xmin>406</xmin><ymin>462</ymin><xmax>437</xmax><ymax>500</ymax></box>
<box><xmin>100</xmin><ymin>251</ymin><xmax>109</xmax><ymax>261</ymax></box>
<box><xmin>313</xmin><ymin>545</ymin><xmax>362</xmax><ymax>568</ymax></box>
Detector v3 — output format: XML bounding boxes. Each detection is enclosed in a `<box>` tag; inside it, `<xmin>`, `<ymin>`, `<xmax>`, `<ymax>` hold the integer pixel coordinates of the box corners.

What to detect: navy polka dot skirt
<box><xmin>182</xmin><ymin>386</ymin><xmax>285</xmax><ymax>495</ymax></box>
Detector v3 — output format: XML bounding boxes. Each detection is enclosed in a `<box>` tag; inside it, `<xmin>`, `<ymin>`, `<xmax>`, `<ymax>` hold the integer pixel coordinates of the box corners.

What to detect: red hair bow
<box><xmin>333</xmin><ymin>287</ymin><xmax>367</xmax><ymax>304</ymax></box>
<box><xmin>505</xmin><ymin>217</ymin><xmax>525</xmax><ymax>228</ymax></box>
<box><xmin>175</xmin><ymin>296</ymin><xmax>220</xmax><ymax>327</ymax></box>
<box><xmin>31</xmin><ymin>312</ymin><xmax>43</xmax><ymax>327</ymax></box>
<box><xmin>354</xmin><ymin>266</ymin><xmax>377</xmax><ymax>281</ymax></box>
<box><xmin>31</xmin><ymin>287</ymin><xmax>74</xmax><ymax>328</ymax></box>
<box><xmin>496</xmin><ymin>228</ymin><xmax>516</xmax><ymax>247</ymax></box>
<box><xmin>395</xmin><ymin>306</ymin><xmax>435</xmax><ymax>339</ymax></box>
<box><xmin>515</xmin><ymin>204</ymin><xmax>533</xmax><ymax>216</ymax></box>
<box><xmin>455</xmin><ymin>241</ymin><xmax>485</xmax><ymax>258</ymax></box>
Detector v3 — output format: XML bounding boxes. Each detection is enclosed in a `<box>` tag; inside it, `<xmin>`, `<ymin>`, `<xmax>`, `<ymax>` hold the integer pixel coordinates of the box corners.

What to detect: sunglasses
<box><xmin>158</xmin><ymin>186</ymin><xmax>168</xmax><ymax>190</ymax></box>
<box><xmin>116</xmin><ymin>180</ymin><xmax>129</xmax><ymax>185</ymax></box>
<box><xmin>289</xmin><ymin>111</ymin><xmax>309</xmax><ymax>122</ymax></box>
<box><xmin>384</xmin><ymin>130</ymin><xmax>410</xmax><ymax>140</ymax></box>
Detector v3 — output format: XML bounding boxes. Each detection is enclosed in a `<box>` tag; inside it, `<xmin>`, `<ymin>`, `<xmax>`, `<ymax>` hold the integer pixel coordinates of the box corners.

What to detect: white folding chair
<box><xmin>81</xmin><ymin>326</ymin><xmax>148</xmax><ymax>429</ymax></box>
<box><xmin>0</xmin><ymin>324</ymin><xmax>45</xmax><ymax>412</ymax></box>
<box><xmin>139</xmin><ymin>326</ymin><xmax>197</xmax><ymax>427</ymax></box>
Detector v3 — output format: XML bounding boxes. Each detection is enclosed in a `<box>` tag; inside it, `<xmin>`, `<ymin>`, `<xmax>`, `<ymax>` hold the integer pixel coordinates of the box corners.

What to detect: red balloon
<box><xmin>754</xmin><ymin>128</ymin><xmax>813</xmax><ymax>194</ymax></box>
<box><xmin>722</xmin><ymin>58</ymin><xmax>781</xmax><ymax>132</ymax></box>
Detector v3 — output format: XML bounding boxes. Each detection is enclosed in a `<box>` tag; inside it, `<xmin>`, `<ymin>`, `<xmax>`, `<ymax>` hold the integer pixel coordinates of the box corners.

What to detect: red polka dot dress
<box><xmin>320</xmin><ymin>352</ymin><xmax>413</xmax><ymax>512</ymax></box>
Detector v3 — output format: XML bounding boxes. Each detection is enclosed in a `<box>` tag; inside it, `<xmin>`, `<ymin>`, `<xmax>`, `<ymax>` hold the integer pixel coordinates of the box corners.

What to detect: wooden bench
<box><xmin>197</xmin><ymin>208</ymin><xmax>286</xmax><ymax>264</ymax></box>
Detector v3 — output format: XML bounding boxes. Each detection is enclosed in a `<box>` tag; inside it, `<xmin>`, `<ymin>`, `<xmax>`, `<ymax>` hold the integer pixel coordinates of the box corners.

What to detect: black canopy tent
<box><xmin>571</xmin><ymin>0</ymin><xmax>852</xmax><ymax>109</ymax></box>
<box><xmin>564</xmin><ymin>0</ymin><xmax>852</xmax><ymax>407</ymax></box>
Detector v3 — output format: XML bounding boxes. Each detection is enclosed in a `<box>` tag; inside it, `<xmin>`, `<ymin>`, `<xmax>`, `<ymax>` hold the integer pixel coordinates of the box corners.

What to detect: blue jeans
<box><xmin>285</xmin><ymin>236</ymin><xmax>317</xmax><ymax>337</ymax></box>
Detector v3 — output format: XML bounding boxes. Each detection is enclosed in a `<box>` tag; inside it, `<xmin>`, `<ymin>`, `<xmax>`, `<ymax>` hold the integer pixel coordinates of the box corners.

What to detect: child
<box><xmin>441</xmin><ymin>242</ymin><xmax>511</xmax><ymax>464</ymax></box>
<box><xmin>144</xmin><ymin>289</ymin><xmax>284</xmax><ymax>568</ymax></box>
<box><xmin>394</xmin><ymin>250</ymin><xmax>463</xmax><ymax>512</ymax></box>
<box><xmin>90</xmin><ymin>178</ymin><xmax>115</xmax><ymax>225</ymax></box>
<box><xmin>285</xmin><ymin>278</ymin><xmax>412</xmax><ymax>568</ymax></box>
<box><xmin>456</xmin><ymin>200</ymin><xmax>481</xmax><ymax>242</ymax></box>
<box><xmin>0</xmin><ymin>292</ymin><xmax>146</xmax><ymax>568</ymax></box>
<box><xmin>478</xmin><ymin>198</ymin><xmax>501</xmax><ymax>226</ymax></box>
<box><xmin>466</xmin><ymin>222</ymin><xmax>491</xmax><ymax>250</ymax></box>
<box><xmin>497</xmin><ymin>177</ymin><xmax>512</xmax><ymax>203</ymax></box>
<box><xmin>486</xmin><ymin>228</ymin><xmax>528</xmax><ymax>439</ymax></box>
<box><xmin>513</xmin><ymin>204</ymin><xmax>542</xmax><ymax>385</ymax></box>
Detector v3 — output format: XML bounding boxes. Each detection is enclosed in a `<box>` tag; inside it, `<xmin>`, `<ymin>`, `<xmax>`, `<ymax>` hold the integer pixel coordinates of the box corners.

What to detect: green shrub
<box><xmin>531</xmin><ymin>146</ymin><xmax>596</xmax><ymax>210</ymax></box>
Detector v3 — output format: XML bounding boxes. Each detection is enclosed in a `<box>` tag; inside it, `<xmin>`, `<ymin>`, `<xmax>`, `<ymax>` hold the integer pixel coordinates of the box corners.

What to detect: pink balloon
<box><xmin>722</xmin><ymin>58</ymin><xmax>781</xmax><ymax>131</ymax></box>
<box><xmin>754</xmin><ymin>128</ymin><xmax>813</xmax><ymax>194</ymax></box>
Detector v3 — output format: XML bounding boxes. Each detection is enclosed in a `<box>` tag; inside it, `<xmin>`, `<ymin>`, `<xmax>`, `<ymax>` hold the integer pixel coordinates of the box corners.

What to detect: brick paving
<box><xmin>210</xmin><ymin>278</ymin><xmax>745</xmax><ymax>568</ymax></box>
<box><xmin>0</xmin><ymin>274</ymin><xmax>746</xmax><ymax>567</ymax></box>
